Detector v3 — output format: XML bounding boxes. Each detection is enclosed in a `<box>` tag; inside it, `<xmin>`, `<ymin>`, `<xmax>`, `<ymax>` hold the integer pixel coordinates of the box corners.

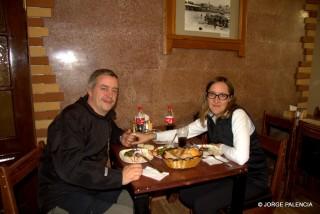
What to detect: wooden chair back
<box><xmin>0</xmin><ymin>143</ymin><xmax>44</xmax><ymax>213</ymax></box>
<box><xmin>261</xmin><ymin>111</ymin><xmax>295</xmax><ymax>137</ymax></box>
<box><xmin>288</xmin><ymin>120</ymin><xmax>320</xmax><ymax>200</ymax></box>
<box><xmin>261</xmin><ymin>111</ymin><xmax>295</xmax><ymax>198</ymax></box>
<box><xmin>259</xmin><ymin>135</ymin><xmax>288</xmax><ymax>201</ymax></box>
<box><xmin>244</xmin><ymin>135</ymin><xmax>287</xmax><ymax>214</ymax></box>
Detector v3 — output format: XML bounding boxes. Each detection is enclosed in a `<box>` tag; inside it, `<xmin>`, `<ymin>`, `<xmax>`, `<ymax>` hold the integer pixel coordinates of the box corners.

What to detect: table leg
<box><xmin>134</xmin><ymin>193</ymin><xmax>150</xmax><ymax>214</ymax></box>
<box><xmin>230</xmin><ymin>173</ymin><xmax>247</xmax><ymax>214</ymax></box>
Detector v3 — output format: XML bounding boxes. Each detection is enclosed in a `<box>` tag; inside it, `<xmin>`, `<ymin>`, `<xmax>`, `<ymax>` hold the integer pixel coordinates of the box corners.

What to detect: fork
<box><xmin>135</xmin><ymin>153</ymin><xmax>163</xmax><ymax>173</ymax></box>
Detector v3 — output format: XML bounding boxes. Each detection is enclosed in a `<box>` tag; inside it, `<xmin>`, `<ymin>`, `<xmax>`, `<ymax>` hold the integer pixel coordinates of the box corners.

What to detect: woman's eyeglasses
<box><xmin>206</xmin><ymin>92</ymin><xmax>230</xmax><ymax>101</ymax></box>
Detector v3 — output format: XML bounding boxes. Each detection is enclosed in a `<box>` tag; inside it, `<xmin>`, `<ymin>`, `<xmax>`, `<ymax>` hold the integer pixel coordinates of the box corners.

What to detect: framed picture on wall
<box><xmin>164</xmin><ymin>0</ymin><xmax>247</xmax><ymax>56</ymax></box>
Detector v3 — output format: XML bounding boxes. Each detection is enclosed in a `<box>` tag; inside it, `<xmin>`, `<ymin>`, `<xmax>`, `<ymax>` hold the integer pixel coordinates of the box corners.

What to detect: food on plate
<box><xmin>137</xmin><ymin>143</ymin><xmax>155</xmax><ymax>150</ymax></box>
<box><xmin>124</xmin><ymin>149</ymin><xmax>136</xmax><ymax>157</ymax></box>
<box><xmin>199</xmin><ymin>144</ymin><xmax>223</xmax><ymax>157</ymax></box>
<box><xmin>152</xmin><ymin>146</ymin><xmax>168</xmax><ymax>158</ymax></box>
<box><xmin>162</xmin><ymin>147</ymin><xmax>202</xmax><ymax>169</ymax></box>
<box><xmin>119</xmin><ymin>148</ymin><xmax>153</xmax><ymax>164</ymax></box>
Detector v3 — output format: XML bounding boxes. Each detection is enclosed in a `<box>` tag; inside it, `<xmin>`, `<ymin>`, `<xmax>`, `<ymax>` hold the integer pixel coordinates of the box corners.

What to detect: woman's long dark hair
<box><xmin>199</xmin><ymin>76</ymin><xmax>238</xmax><ymax>126</ymax></box>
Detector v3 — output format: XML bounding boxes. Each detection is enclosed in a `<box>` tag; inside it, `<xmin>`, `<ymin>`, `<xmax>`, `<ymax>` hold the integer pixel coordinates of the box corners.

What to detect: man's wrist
<box><xmin>120</xmin><ymin>134</ymin><xmax>127</xmax><ymax>146</ymax></box>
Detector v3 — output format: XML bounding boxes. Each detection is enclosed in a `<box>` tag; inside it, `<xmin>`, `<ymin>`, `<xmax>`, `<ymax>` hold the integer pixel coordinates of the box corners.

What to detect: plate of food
<box><xmin>137</xmin><ymin>143</ymin><xmax>155</xmax><ymax>150</ymax></box>
<box><xmin>198</xmin><ymin>144</ymin><xmax>222</xmax><ymax>157</ymax></box>
<box><xmin>119</xmin><ymin>148</ymin><xmax>153</xmax><ymax>164</ymax></box>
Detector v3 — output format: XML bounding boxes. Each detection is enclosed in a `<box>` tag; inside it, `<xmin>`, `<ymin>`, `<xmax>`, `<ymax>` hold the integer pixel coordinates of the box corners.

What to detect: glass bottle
<box><xmin>135</xmin><ymin>106</ymin><xmax>145</xmax><ymax>132</ymax></box>
<box><xmin>164</xmin><ymin>105</ymin><xmax>175</xmax><ymax>130</ymax></box>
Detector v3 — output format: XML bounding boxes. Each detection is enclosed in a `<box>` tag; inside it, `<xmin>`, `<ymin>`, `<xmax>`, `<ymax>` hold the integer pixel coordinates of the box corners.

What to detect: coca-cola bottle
<box><xmin>135</xmin><ymin>106</ymin><xmax>145</xmax><ymax>132</ymax></box>
<box><xmin>164</xmin><ymin>105</ymin><xmax>175</xmax><ymax>130</ymax></box>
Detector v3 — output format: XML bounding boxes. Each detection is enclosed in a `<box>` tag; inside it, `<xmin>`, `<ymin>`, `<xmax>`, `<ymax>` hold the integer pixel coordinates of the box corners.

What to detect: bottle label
<box><xmin>164</xmin><ymin>116</ymin><xmax>175</xmax><ymax>124</ymax></box>
<box><xmin>136</xmin><ymin>118</ymin><xmax>145</xmax><ymax>125</ymax></box>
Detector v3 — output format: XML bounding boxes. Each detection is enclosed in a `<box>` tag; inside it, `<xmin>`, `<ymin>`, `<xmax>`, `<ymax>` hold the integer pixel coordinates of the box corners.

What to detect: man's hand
<box><xmin>122</xmin><ymin>164</ymin><xmax>143</xmax><ymax>185</ymax></box>
<box><xmin>121</xmin><ymin>129</ymin><xmax>137</xmax><ymax>147</ymax></box>
<box><xmin>131</xmin><ymin>132</ymin><xmax>155</xmax><ymax>145</ymax></box>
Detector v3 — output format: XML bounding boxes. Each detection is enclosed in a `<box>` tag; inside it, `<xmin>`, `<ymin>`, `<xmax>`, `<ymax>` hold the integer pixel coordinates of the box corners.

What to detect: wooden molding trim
<box><xmin>296</xmin><ymin>79</ymin><xmax>310</xmax><ymax>85</ymax></box>
<box><xmin>295</xmin><ymin>1</ymin><xmax>319</xmax><ymax>114</ymax></box>
<box><xmin>33</xmin><ymin>92</ymin><xmax>64</xmax><ymax>102</ymax></box>
<box><xmin>297</xmin><ymin>102</ymin><xmax>308</xmax><ymax>108</ymax></box>
<box><xmin>27</xmin><ymin>18</ymin><xmax>44</xmax><ymax>27</ymax></box>
<box><xmin>296</xmin><ymin>72</ymin><xmax>311</xmax><ymax>79</ymax></box>
<box><xmin>34</xmin><ymin>110</ymin><xmax>60</xmax><ymax>120</ymax></box>
<box><xmin>298</xmin><ymin>97</ymin><xmax>309</xmax><ymax>103</ymax></box>
<box><xmin>297</xmin><ymin>66</ymin><xmax>312</xmax><ymax>73</ymax></box>
<box><xmin>29</xmin><ymin>46</ymin><xmax>46</xmax><ymax>57</ymax></box>
<box><xmin>296</xmin><ymin>85</ymin><xmax>309</xmax><ymax>91</ymax></box>
<box><xmin>35</xmin><ymin>120</ymin><xmax>53</xmax><ymax>129</ymax></box>
<box><xmin>30</xmin><ymin>56</ymin><xmax>49</xmax><ymax>65</ymax></box>
<box><xmin>32</xmin><ymin>83</ymin><xmax>60</xmax><ymax>94</ymax></box>
<box><xmin>30</xmin><ymin>65</ymin><xmax>53</xmax><ymax>75</ymax></box>
<box><xmin>28</xmin><ymin>27</ymin><xmax>49</xmax><ymax>37</ymax></box>
<box><xmin>26</xmin><ymin>0</ymin><xmax>54</xmax><ymax>8</ymax></box>
<box><xmin>305</xmin><ymin>4</ymin><xmax>319</xmax><ymax>11</ymax></box>
<box><xmin>302</xmin><ymin>91</ymin><xmax>310</xmax><ymax>97</ymax></box>
<box><xmin>28</xmin><ymin>37</ymin><xmax>44</xmax><ymax>46</ymax></box>
<box><xmin>299</xmin><ymin>61</ymin><xmax>312</xmax><ymax>67</ymax></box>
<box><xmin>27</xmin><ymin>7</ymin><xmax>52</xmax><ymax>17</ymax></box>
<box><xmin>32</xmin><ymin>75</ymin><xmax>57</xmax><ymax>84</ymax></box>
<box><xmin>27</xmin><ymin>0</ymin><xmax>59</xmax><ymax>142</ymax></box>
<box><xmin>305</xmin><ymin>23</ymin><xmax>317</xmax><ymax>30</ymax></box>
<box><xmin>33</xmin><ymin>102</ymin><xmax>61</xmax><ymax>112</ymax></box>
<box><xmin>35</xmin><ymin>129</ymin><xmax>48</xmax><ymax>138</ymax></box>
<box><xmin>304</xmin><ymin>49</ymin><xmax>314</xmax><ymax>55</ymax></box>
<box><xmin>306</xmin><ymin>0</ymin><xmax>320</xmax><ymax>4</ymax></box>
<box><xmin>301</xmin><ymin>36</ymin><xmax>315</xmax><ymax>42</ymax></box>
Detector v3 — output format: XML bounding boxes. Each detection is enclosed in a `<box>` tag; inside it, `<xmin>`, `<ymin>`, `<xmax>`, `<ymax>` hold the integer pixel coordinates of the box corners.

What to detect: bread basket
<box><xmin>162</xmin><ymin>147</ymin><xmax>202</xmax><ymax>169</ymax></box>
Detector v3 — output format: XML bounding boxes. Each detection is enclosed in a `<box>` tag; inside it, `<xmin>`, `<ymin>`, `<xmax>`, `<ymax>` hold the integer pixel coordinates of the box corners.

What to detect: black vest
<box><xmin>207</xmin><ymin>110</ymin><xmax>268</xmax><ymax>187</ymax></box>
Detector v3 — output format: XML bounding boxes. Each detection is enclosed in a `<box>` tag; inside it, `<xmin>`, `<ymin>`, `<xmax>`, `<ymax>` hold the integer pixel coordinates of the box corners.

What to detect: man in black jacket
<box><xmin>38</xmin><ymin>69</ymin><xmax>142</xmax><ymax>214</ymax></box>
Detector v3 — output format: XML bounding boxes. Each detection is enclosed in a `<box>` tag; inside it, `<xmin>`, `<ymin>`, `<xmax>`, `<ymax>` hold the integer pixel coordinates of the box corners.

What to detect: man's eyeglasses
<box><xmin>206</xmin><ymin>92</ymin><xmax>230</xmax><ymax>101</ymax></box>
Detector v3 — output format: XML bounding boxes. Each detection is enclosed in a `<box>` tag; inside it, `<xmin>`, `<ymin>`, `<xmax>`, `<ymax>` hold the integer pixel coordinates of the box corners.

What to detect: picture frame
<box><xmin>164</xmin><ymin>0</ymin><xmax>248</xmax><ymax>56</ymax></box>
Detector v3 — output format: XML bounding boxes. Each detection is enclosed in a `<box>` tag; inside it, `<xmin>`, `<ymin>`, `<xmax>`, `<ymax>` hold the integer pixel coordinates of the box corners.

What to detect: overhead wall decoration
<box><xmin>164</xmin><ymin>0</ymin><xmax>248</xmax><ymax>56</ymax></box>
<box><xmin>26</xmin><ymin>0</ymin><xmax>63</xmax><ymax>144</ymax></box>
<box><xmin>296</xmin><ymin>0</ymin><xmax>319</xmax><ymax>109</ymax></box>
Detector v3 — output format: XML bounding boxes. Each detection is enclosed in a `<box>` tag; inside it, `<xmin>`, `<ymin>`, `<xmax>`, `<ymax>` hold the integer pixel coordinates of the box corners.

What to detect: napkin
<box><xmin>215</xmin><ymin>155</ymin><xmax>229</xmax><ymax>163</ymax></box>
<box><xmin>202</xmin><ymin>156</ymin><xmax>223</xmax><ymax>165</ymax></box>
<box><xmin>142</xmin><ymin>166</ymin><xmax>169</xmax><ymax>181</ymax></box>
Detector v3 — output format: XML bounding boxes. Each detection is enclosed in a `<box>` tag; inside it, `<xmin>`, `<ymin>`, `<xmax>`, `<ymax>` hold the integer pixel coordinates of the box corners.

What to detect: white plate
<box><xmin>198</xmin><ymin>144</ymin><xmax>223</xmax><ymax>157</ymax></box>
<box><xmin>137</xmin><ymin>143</ymin><xmax>155</xmax><ymax>150</ymax></box>
<box><xmin>119</xmin><ymin>148</ymin><xmax>154</xmax><ymax>164</ymax></box>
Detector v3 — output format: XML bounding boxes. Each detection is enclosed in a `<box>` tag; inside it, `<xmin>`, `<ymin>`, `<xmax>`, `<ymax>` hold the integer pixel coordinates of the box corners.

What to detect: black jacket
<box><xmin>38</xmin><ymin>96</ymin><xmax>123</xmax><ymax>211</ymax></box>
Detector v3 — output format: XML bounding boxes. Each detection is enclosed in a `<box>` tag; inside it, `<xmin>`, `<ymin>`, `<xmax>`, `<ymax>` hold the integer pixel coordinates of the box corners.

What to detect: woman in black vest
<box><xmin>134</xmin><ymin>76</ymin><xmax>268</xmax><ymax>214</ymax></box>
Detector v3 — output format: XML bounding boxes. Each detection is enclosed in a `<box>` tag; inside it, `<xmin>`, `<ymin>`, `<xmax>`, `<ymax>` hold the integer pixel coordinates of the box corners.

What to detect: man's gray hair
<box><xmin>88</xmin><ymin>69</ymin><xmax>118</xmax><ymax>89</ymax></box>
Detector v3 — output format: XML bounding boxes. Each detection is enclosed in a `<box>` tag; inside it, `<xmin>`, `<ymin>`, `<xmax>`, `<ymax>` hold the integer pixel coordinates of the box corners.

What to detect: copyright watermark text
<box><xmin>257</xmin><ymin>201</ymin><xmax>313</xmax><ymax>208</ymax></box>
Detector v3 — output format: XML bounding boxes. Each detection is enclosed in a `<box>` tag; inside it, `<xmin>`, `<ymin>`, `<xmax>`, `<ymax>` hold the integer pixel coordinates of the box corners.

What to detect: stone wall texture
<box><xmin>43</xmin><ymin>0</ymin><xmax>305</xmax><ymax>131</ymax></box>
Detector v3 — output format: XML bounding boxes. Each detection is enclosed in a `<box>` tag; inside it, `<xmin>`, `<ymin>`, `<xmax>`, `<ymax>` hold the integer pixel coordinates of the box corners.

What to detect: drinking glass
<box><xmin>177</xmin><ymin>126</ymin><xmax>189</xmax><ymax>147</ymax></box>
